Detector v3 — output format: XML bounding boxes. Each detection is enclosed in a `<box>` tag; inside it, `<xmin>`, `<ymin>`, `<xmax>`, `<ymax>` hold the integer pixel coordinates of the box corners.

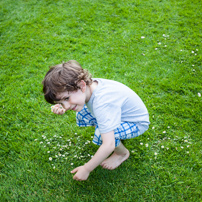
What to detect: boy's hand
<box><xmin>71</xmin><ymin>166</ymin><xmax>90</xmax><ymax>181</ymax></box>
<box><xmin>51</xmin><ymin>104</ymin><xmax>65</xmax><ymax>115</ymax></box>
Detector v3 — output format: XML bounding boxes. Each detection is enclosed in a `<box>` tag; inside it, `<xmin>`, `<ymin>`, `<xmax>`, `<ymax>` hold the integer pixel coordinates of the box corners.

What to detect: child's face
<box><xmin>56</xmin><ymin>88</ymin><xmax>87</xmax><ymax>112</ymax></box>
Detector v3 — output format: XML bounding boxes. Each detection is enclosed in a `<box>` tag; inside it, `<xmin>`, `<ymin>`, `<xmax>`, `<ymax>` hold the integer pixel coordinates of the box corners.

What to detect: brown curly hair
<box><xmin>42</xmin><ymin>60</ymin><xmax>92</xmax><ymax>104</ymax></box>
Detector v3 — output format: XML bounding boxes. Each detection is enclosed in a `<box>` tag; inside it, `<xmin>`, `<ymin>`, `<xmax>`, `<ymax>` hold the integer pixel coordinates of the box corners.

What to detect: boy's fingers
<box><xmin>51</xmin><ymin>105</ymin><xmax>65</xmax><ymax>114</ymax></box>
<box><xmin>71</xmin><ymin>167</ymin><xmax>78</xmax><ymax>173</ymax></box>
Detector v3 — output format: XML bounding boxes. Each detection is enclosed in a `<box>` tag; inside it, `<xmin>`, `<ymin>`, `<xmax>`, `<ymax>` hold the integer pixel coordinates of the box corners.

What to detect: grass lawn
<box><xmin>0</xmin><ymin>0</ymin><xmax>201</xmax><ymax>201</ymax></box>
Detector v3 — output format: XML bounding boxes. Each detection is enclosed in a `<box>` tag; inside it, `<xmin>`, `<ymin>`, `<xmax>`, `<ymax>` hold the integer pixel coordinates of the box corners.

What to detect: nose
<box><xmin>62</xmin><ymin>101</ymin><xmax>70</xmax><ymax>111</ymax></box>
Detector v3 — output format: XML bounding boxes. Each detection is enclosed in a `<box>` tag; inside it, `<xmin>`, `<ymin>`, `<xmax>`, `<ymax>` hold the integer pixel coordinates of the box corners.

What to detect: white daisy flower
<box><xmin>49</xmin><ymin>157</ymin><xmax>52</xmax><ymax>161</ymax></box>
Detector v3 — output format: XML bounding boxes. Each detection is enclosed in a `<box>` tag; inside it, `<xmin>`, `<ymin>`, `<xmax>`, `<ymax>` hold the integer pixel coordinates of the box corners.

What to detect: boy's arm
<box><xmin>71</xmin><ymin>131</ymin><xmax>115</xmax><ymax>181</ymax></box>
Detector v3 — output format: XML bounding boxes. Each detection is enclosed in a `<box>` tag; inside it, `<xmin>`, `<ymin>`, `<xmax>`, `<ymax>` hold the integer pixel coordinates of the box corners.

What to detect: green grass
<box><xmin>0</xmin><ymin>0</ymin><xmax>201</xmax><ymax>201</ymax></box>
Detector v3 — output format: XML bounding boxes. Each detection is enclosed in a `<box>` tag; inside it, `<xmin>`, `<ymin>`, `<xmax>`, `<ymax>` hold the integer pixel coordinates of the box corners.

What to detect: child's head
<box><xmin>42</xmin><ymin>60</ymin><xmax>92</xmax><ymax>104</ymax></box>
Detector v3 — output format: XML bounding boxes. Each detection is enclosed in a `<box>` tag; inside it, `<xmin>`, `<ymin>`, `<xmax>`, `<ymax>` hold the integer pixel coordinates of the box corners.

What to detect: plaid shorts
<box><xmin>76</xmin><ymin>105</ymin><xmax>144</xmax><ymax>147</ymax></box>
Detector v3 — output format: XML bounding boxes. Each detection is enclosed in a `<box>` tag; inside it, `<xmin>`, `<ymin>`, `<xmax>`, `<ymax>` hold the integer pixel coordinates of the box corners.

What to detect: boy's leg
<box><xmin>100</xmin><ymin>141</ymin><xmax>130</xmax><ymax>170</ymax></box>
<box><xmin>99</xmin><ymin>122</ymin><xmax>149</xmax><ymax>170</ymax></box>
<box><xmin>76</xmin><ymin>105</ymin><xmax>97</xmax><ymax>127</ymax></box>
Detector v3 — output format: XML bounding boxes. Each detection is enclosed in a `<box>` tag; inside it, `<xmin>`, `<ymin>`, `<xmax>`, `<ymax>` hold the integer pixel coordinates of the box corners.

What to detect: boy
<box><xmin>42</xmin><ymin>60</ymin><xmax>150</xmax><ymax>181</ymax></box>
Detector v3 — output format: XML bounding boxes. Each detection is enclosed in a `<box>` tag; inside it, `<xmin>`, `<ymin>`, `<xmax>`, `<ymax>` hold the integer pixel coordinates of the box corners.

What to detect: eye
<box><xmin>65</xmin><ymin>97</ymin><xmax>69</xmax><ymax>101</ymax></box>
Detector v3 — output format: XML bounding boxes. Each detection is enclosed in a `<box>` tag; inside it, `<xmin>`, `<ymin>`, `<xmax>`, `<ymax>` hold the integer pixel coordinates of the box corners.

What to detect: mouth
<box><xmin>71</xmin><ymin>105</ymin><xmax>77</xmax><ymax>111</ymax></box>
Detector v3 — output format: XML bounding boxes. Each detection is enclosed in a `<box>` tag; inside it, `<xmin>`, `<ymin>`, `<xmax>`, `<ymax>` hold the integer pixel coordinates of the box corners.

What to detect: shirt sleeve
<box><xmin>93</xmin><ymin>102</ymin><xmax>122</xmax><ymax>134</ymax></box>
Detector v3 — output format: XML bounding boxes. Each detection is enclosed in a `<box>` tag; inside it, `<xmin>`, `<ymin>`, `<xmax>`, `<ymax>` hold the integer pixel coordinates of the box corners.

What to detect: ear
<box><xmin>78</xmin><ymin>80</ymin><xmax>86</xmax><ymax>92</ymax></box>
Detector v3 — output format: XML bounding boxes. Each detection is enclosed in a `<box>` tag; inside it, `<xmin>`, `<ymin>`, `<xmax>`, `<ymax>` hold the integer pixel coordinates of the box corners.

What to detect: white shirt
<box><xmin>86</xmin><ymin>78</ymin><xmax>150</xmax><ymax>134</ymax></box>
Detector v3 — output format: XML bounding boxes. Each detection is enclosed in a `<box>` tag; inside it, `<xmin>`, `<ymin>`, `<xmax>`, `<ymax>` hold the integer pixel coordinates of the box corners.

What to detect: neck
<box><xmin>86</xmin><ymin>81</ymin><xmax>97</xmax><ymax>103</ymax></box>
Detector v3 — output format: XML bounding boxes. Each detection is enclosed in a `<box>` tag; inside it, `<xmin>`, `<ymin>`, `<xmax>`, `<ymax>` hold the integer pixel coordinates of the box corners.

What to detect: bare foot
<box><xmin>100</xmin><ymin>150</ymin><xmax>130</xmax><ymax>170</ymax></box>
